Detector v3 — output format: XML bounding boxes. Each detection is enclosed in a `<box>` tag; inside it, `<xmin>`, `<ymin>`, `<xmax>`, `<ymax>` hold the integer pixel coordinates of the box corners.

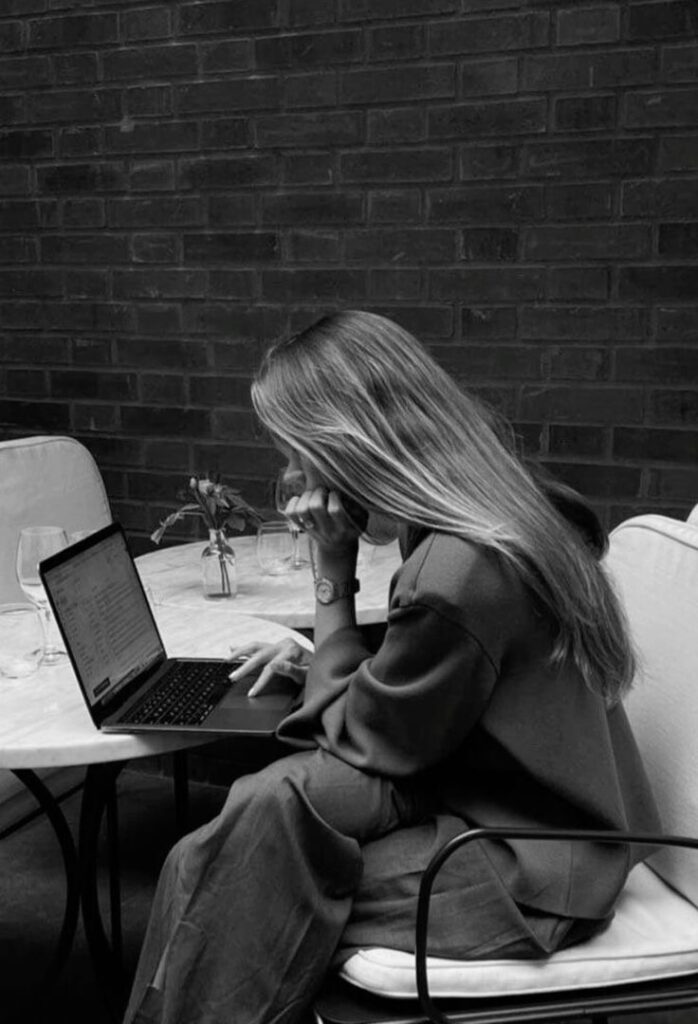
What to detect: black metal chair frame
<box><xmin>317</xmin><ymin>826</ymin><xmax>698</xmax><ymax>1024</ymax></box>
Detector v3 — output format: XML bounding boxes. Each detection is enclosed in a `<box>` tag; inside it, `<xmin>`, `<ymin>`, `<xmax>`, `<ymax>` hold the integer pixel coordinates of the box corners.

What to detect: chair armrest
<box><xmin>415</xmin><ymin>826</ymin><xmax>698</xmax><ymax>1024</ymax></box>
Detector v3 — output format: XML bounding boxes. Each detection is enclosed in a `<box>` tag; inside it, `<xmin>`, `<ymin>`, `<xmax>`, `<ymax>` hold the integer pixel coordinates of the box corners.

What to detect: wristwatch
<box><xmin>314</xmin><ymin>577</ymin><xmax>360</xmax><ymax>605</ymax></box>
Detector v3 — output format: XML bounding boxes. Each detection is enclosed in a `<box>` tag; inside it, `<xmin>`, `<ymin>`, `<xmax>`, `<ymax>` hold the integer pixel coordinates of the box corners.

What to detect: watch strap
<box><xmin>314</xmin><ymin>577</ymin><xmax>360</xmax><ymax>605</ymax></box>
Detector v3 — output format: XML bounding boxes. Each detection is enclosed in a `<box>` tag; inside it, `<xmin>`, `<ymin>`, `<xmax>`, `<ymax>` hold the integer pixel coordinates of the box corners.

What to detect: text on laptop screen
<box><xmin>44</xmin><ymin>531</ymin><xmax>163</xmax><ymax>707</ymax></box>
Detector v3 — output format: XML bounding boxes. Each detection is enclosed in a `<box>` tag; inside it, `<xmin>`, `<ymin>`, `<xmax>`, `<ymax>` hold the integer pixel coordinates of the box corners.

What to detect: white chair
<box><xmin>314</xmin><ymin>513</ymin><xmax>698</xmax><ymax>1024</ymax></box>
<box><xmin>688</xmin><ymin>504</ymin><xmax>698</xmax><ymax>527</ymax></box>
<box><xmin>0</xmin><ymin>435</ymin><xmax>112</xmax><ymax>603</ymax></box>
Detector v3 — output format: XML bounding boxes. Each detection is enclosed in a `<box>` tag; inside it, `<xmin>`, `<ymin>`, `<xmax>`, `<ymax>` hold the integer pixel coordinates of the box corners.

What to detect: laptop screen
<box><xmin>41</xmin><ymin>526</ymin><xmax>165</xmax><ymax>709</ymax></box>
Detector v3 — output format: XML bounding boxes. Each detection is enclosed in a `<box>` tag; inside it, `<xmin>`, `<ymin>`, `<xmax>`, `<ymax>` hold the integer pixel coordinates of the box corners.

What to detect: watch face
<box><xmin>315</xmin><ymin>579</ymin><xmax>334</xmax><ymax>604</ymax></box>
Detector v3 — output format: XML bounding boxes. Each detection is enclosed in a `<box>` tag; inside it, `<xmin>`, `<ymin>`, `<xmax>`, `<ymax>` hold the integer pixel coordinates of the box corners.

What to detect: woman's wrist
<box><xmin>311</xmin><ymin>539</ymin><xmax>359</xmax><ymax>582</ymax></box>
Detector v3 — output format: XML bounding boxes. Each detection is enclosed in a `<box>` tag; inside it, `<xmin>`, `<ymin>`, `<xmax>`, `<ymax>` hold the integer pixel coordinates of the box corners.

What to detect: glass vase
<box><xmin>201</xmin><ymin>529</ymin><xmax>237</xmax><ymax>599</ymax></box>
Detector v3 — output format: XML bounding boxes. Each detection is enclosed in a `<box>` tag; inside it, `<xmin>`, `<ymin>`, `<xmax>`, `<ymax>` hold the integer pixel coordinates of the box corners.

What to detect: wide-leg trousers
<box><xmin>124</xmin><ymin>748</ymin><xmax>579</xmax><ymax>1024</ymax></box>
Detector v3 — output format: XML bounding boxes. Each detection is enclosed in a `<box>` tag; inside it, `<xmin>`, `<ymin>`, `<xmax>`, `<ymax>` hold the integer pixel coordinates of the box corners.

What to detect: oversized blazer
<box><xmin>277</xmin><ymin>526</ymin><xmax>661</xmax><ymax>922</ymax></box>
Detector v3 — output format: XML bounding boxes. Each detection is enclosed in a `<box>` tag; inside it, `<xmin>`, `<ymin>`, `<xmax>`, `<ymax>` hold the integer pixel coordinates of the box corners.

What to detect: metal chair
<box><xmin>314</xmin><ymin>513</ymin><xmax>698</xmax><ymax>1024</ymax></box>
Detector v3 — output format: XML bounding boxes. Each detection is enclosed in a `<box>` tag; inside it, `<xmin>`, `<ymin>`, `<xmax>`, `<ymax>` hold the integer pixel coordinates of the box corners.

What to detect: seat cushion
<box><xmin>338</xmin><ymin>864</ymin><xmax>698</xmax><ymax>999</ymax></box>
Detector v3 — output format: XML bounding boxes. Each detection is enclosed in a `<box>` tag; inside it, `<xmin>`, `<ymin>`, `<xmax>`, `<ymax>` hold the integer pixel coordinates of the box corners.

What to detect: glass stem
<box><xmin>291</xmin><ymin>526</ymin><xmax>301</xmax><ymax>568</ymax></box>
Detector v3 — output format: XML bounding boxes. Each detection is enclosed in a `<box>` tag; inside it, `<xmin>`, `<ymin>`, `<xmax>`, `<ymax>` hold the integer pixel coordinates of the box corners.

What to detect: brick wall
<box><xmin>0</xmin><ymin>0</ymin><xmax>697</xmax><ymax>546</ymax></box>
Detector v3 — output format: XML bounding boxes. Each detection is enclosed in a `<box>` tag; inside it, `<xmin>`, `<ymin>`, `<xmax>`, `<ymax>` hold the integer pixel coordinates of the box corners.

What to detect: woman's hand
<box><xmin>228</xmin><ymin>638</ymin><xmax>311</xmax><ymax>697</ymax></box>
<box><xmin>285</xmin><ymin>486</ymin><xmax>361</xmax><ymax>558</ymax></box>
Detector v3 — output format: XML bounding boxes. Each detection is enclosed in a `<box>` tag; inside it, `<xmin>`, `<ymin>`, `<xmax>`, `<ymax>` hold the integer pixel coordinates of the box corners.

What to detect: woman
<box><xmin>125</xmin><ymin>311</ymin><xmax>659</xmax><ymax>1024</ymax></box>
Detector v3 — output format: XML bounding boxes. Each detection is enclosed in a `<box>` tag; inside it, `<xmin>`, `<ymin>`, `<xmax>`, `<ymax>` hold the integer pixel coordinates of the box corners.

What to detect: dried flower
<box><xmin>151</xmin><ymin>474</ymin><xmax>264</xmax><ymax>545</ymax></box>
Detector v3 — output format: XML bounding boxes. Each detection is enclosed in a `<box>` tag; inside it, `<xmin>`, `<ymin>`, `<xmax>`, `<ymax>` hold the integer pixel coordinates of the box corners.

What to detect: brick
<box><xmin>554</xmin><ymin>95</ymin><xmax>616</xmax><ymax>132</ymax></box>
<box><xmin>104</xmin><ymin>44</ymin><xmax>196</xmax><ymax>80</ymax></box>
<box><xmin>62</xmin><ymin>199</ymin><xmax>107</xmax><ymax>228</ymax></box>
<box><xmin>6</xmin><ymin>369</ymin><xmax>47</xmax><ymax>397</ymax></box>
<box><xmin>627</xmin><ymin>87</ymin><xmax>698</xmax><ymax>128</ymax></box>
<box><xmin>133</xmin><ymin>234</ymin><xmax>179</xmax><ymax>263</ymax></box>
<box><xmin>256</xmin><ymin>112</ymin><xmax>362</xmax><ymax>148</ymax></box>
<box><xmin>105</xmin><ymin>121</ymin><xmax>198</xmax><ymax>153</ymax></box>
<box><xmin>109</xmin><ymin>197</ymin><xmax>204</xmax><ymax>228</ymax></box>
<box><xmin>460</xmin><ymin>57</ymin><xmax>518</xmax><ymax>97</ymax></box>
<box><xmin>261</xmin><ymin>191</ymin><xmax>363</xmax><ymax>224</ymax></box>
<box><xmin>648</xmin><ymin>389</ymin><xmax>698</xmax><ymax>426</ymax></box>
<box><xmin>547</xmin><ymin>346</ymin><xmax>611</xmax><ymax>381</ymax></box>
<box><xmin>72</xmin><ymin>338</ymin><xmax>113</xmax><ymax>367</ymax></box>
<box><xmin>0</xmin><ymin>22</ymin><xmax>23</xmax><ymax>51</ymax></box>
<box><xmin>210</xmin><ymin>310</ymin><xmax>284</xmax><ymax>349</ymax></box>
<box><xmin>661</xmin><ymin>43</ymin><xmax>698</xmax><ymax>83</ymax></box>
<box><xmin>615</xmin><ymin>347</ymin><xmax>698</xmax><ymax>383</ymax></box>
<box><xmin>289</xmin><ymin>0</ymin><xmax>336</xmax><ymax>26</ymax></box>
<box><xmin>460</xmin><ymin>143</ymin><xmax>517</xmax><ymax>180</ymax></box>
<box><xmin>59</xmin><ymin>127</ymin><xmax>102</xmax><ymax>159</ymax></box>
<box><xmin>287</xmin><ymin>230</ymin><xmax>341</xmax><ymax>263</ymax></box>
<box><xmin>201</xmin><ymin>118</ymin><xmax>249</xmax><ymax>150</ymax></box>
<box><xmin>619</xmin><ymin>267</ymin><xmax>698</xmax><ymax>302</ymax></box>
<box><xmin>341</xmin><ymin>65</ymin><xmax>454</xmax><ymax>105</ymax></box>
<box><xmin>179</xmin><ymin>156</ymin><xmax>276</xmax><ymax>190</ymax></box>
<box><xmin>209</xmin><ymin>194</ymin><xmax>257</xmax><ymax>225</ymax></box>
<box><xmin>190</xmin><ymin>376</ymin><xmax>253</xmax><ymax>407</ymax></box>
<box><xmin>462</xmin><ymin>227</ymin><xmax>518</xmax><ymax>261</ymax></box>
<box><xmin>29</xmin><ymin>89</ymin><xmax>121</xmax><ymax>125</ymax></box>
<box><xmin>50</xmin><ymin>369</ymin><xmax>136</xmax><ymax>401</ymax></box>
<box><xmin>521</xmin><ymin>386</ymin><xmax>643</xmax><ymax>425</ymax></box>
<box><xmin>209</xmin><ymin>271</ymin><xmax>258</xmax><ymax>299</ymax></box>
<box><xmin>367</xmin><ymin>109</ymin><xmax>425</xmax><ymax>145</ymax></box>
<box><xmin>658</xmin><ymin>223</ymin><xmax>698</xmax><ymax>259</ymax></box>
<box><xmin>545</xmin><ymin>183</ymin><xmax>613</xmax><ymax>221</ymax></box>
<box><xmin>430</xmin><ymin>268</ymin><xmax>545</xmax><ymax>301</ymax></box>
<box><xmin>547</xmin><ymin>267</ymin><xmax>609</xmax><ymax>301</ymax></box>
<box><xmin>347</xmin><ymin>228</ymin><xmax>455</xmax><ymax>264</ymax></box>
<box><xmin>648</xmin><ymin>467</ymin><xmax>698</xmax><ymax>501</ymax></box>
<box><xmin>520</xmin><ymin>306</ymin><xmax>647</xmax><ymax>341</ymax></box>
<box><xmin>341</xmin><ymin>149</ymin><xmax>453</xmax><ymax>183</ymax></box>
<box><xmin>177</xmin><ymin>79</ymin><xmax>280</xmax><ymax>114</ymax></box>
<box><xmin>42</xmin><ymin>234</ymin><xmax>130</xmax><ymax>264</ymax></box>
<box><xmin>542</xmin><ymin>463</ymin><xmax>641</xmax><ymax>499</ymax></box>
<box><xmin>135</xmin><ymin>304</ymin><xmax>182</xmax><ymax>336</ymax></box>
<box><xmin>126</xmin><ymin>86</ymin><xmax>172</xmax><ymax>117</ymax></box>
<box><xmin>179</xmin><ymin>0</ymin><xmax>278</xmax><ymax>33</ymax></box>
<box><xmin>192</xmin><ymin>442</ymin><xmax>280</xmax><ymax>480</ymax></box>
<box><xmin>523</xmin><ymin>138</ymin><xmax>654</xmax><ymax>178</ymax></box>
<box><xmin>433</xmin><ymin>344</ymin><xmax>541</xmax><ymax>380</ymax></box>
<box><xmin>261</xmin><ymin>269</ymin><xmax>366</xmax><ymax>302</ymax></box>
<box><xmin>462</xmin><ymin>306</ymin><xmax>516</xmax><ymax>340</ymax></box>
<box><xmin>212</xmin><ymin>410</ymin><xmax>261</xmax><ymax>442</ymax></box>
<box><xmin>657</xmin><ymin>307</ymin><xmax>698</xmax><ymax>341</ymax></box>
<box><xmin>129</xmin><ymin>472</ymin><xmax>191</xmax><ymax>502</ymax></box>
<box><xmin>623</xmin><ymin>180</ymin><xmax>698</xmax><ymax>219</ymax></box>
<box><xmin>627</xmin><ymin>2</ymin><xmax>698</xmax><ymax>41</ymax></box>
<box><xmin>522</xmin><ymin>49</ymin><xmax>655</xmax><ymax>91</ymax></box>
<box><xmin>369</xmin><ymin>24</ymin><xmax>425</xmax><ymax>61</ymax></box>
<box><xmin>548</xmin><ymin>425</ymin><xmax>607</xmax><ymax>458</ymax></box>
<box><xmin>429</xmin><ymin>98</ymin><xmax>546</xmax><ymax>140</ymax></box>
<box><xmin>428</xmin><ymin>185</ymin><xmax>543</xmax><ymax>224</ymax></box>
<box><xmin>141</xmin><ymin>375</ymin><xmax>187</xmax><ymax>405</ymax></box>
<box><xmin>0</xmin><ymin>165</ymin><xmax>30</xmax><ymax>195</ymax></box>
<box><xmin>117</xmin><ymin>337</ymin><xmax>206</xmax><ymax>369</ymax></box>
<box><xmin>122</xmin><ymin>7</ymin><xmax>171</xmax><ymax>41</ymax></box>
<box><xmin>184</xmin><ymin>232</ymin><xmax>279</xmax><ymax>264</ymax></box>
<box><xmin>368</xmin><ymin>269</ymin><xmax>423</xmax><ymax>299</ymax></box>
<box><xmin>29</xmin><ymin>12</ymin><xmax>117</xmax><ymax>47</ymax></box>
<box><xmin>0</xmin><ymin>400</ymin><xmax>71</xmax><ymax>432</ymax></box>
<box><xmin>122</xmin><ymin>406</ymin><xmax>211</xmax><ymax>438</ymax></box>
<box><xmin>200</xmin><ymin>39</ymin><xmax>254</xmax><ymax>73</ymax></box>
<box><xmin>368</xmin><ymin>189</ymin><xmax>421</xmax><ymax>223</ymax></box>
<box><xmin>0</xmin><ymin>129</ymin><xmax>52</xmax><ymax>160</ymax></box>
<box><xmin>369</xmin><ymin>304</ymin><xmax>454</xmax><ymax>339</ymax></box>
<box><xmin>556</xmin><ymin>5</ymin><xmax>619</xmax><ymax>46</ymax></box>
<box><xmin>256</xmin><ymin>28</ymin><xmax>361</xmax><ymax>67</ymax></box>
<box><xmin>614</xmin><ymin>427</ymin><xmax>697</xmax><ymax>463</ymax></box>
<box><xmin>0</xmin><ymin>270</ymin><xmax>62</xmax><ymax>296</ymax></box>
<box><xmin>0</xmin><ymin>302</ymin><xmax>46</xmax><ymax>331</ymax></box>
<box><xmin>143</xmin><ymin>440</ymin><xmax>190</xmax><ymax>470</ymax></box>
<box><xmin>283</xmin><ymin>152</ymin><xmax>334</xmax><ymax>185</ymax></box>
<box><xmin>183</xmin><ymin>303</ymin><xmax>285</xmax><ymax>339</ymax></box>
<box><xmin>0</xmin><ymin>56</ymin><xmax>51</xmax><ymax>88</ymax></box>
<box><xmin>523</xmin><ymin>225</ymin><xmax>650</xmax><ymax>262</ymax></box>
<box><xmin>64</xmin><ymin>271</ymin><xmax>108</xmax><ymax>298</ymax></box>
<box><xmin>38</xmin><ymin>163</ymin><xmax>126</xmax><ymax>194</ymax></box>
<box><xmin>114</xmin><ymin>270</ymin><xmax>206</xmax><ymax>299</ymax></box>
<box><xmin>0</xmin><ymin>96</ymin><xmax>25</xmax><ymax>125</ymax></box>
<box><xmin>129</xmin><ymin>161</ymin><xmax>175</xmax><ymax>192</ymax></box>
<box><xmin>54</xmin><ymin>52</ymin><xmax>99</xmax><ymax>86</ymax></box>
<box><xmin>78</xmin><ymin>436</ymin><xmax>144</xmax><ymax>468</ymax></box>
<box><xmin>341</xmin><ymin>0</ymin><xmax>457</xmax><ymax>19</ymax></box>
<box><xmin>659</xmin><ymin>135</ymin><xmax>698</xmax><ymax>172</ymax></box>
<box><xmin>431</xmin><ymin>12</ymin><xmax>548</xmax><ymax>55</ymax></box>
<box><xmin>0</xmin><ymin>236</ymin><xmax>36</xmax><ymax>263</ymax></box>
<box><xmin>286</xmin><ymin>71</ymin><xmax>337</xmax><ymax>108</ymax></box>
<box><xmin>45</xmin><ymin>301</ymin><xmax>135</xmax><ymax>333</ymax></box>
<box><xmin>1</xmin><ymin>334</ymin><xmax>71</xmax><ymax>363</ymax></box>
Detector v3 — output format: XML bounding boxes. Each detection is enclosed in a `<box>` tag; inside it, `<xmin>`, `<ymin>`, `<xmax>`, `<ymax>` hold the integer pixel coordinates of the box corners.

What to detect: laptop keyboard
<box><xmin>121</xmin><ymin>661</ymin><xmax>248</xmax><ymax>727</ymax></box>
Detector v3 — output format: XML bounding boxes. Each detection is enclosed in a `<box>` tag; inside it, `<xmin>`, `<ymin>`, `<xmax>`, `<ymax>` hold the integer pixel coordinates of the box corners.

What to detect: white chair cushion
<box><xmin>604</xmin><ymin>514</ymin><xmax>698</xmax><ymax>904</ymax></box>
<box><xmin>339</xmin><ymin>863</ymin><xmax>698</xmax><ymax>999</ymax></box>
<box><xmin>687</xmin><ymin>504</ymin><xmax>698</xmax><ymax>526</ymax></box>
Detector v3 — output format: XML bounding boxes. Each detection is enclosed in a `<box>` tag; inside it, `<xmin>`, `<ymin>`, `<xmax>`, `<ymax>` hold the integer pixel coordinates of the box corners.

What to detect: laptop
<box><xmin>40</xmin><ymin>522</ymin><xmax>299</xmax><ymax>736</ymax></box>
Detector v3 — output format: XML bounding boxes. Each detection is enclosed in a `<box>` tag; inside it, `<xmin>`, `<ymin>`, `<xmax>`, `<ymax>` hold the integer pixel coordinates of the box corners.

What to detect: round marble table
<box><xmin>136</xmin><ymin>533</ymin><xmax>402</xmax><ymax>629</ymax></box>
<box><xmin>0</xmin><ymin>604</ymin><xmax>311</xmax><ymax>1016</ymax></box>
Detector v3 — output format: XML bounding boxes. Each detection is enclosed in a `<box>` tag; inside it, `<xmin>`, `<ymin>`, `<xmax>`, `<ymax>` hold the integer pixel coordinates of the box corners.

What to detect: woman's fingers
<box><xmin>248</xmin><ymin>659</ymin><xmax>307</xmax><ymax>697</ymax></box>
<box><xmin>228</xmin><ymin>643</ymin><xmax>273</xmax><ymax>680</ymax></box>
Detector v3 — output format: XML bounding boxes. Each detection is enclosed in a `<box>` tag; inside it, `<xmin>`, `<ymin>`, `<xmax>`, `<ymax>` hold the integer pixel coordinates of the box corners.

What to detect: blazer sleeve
<box><xmin>276</xmin><ymin>599</ymin><xmax>500</xmax><ymax>777</ymax></box>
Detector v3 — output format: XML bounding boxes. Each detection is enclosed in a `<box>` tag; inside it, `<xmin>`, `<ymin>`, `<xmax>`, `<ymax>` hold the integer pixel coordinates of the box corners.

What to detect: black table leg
<box><xmin>11</xmin><ymin>768</ymin><xmax>81</xmax><ymax>997</ymax></box>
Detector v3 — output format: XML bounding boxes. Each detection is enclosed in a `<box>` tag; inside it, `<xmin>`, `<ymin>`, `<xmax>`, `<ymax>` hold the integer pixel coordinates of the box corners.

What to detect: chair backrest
<box><xmin>0</xmin><ymin>435</ymin><xmax>112</xmax><ymax>603</ymax></box>
<box><xmin>605</xmin><ymin>514</ymin><xmax>698</xmax><ymax>905</ymax></box>
<box><xmin>688</xmin><ymin>503</ymin><xmax>698</xmax><ymax>526</ymax></box>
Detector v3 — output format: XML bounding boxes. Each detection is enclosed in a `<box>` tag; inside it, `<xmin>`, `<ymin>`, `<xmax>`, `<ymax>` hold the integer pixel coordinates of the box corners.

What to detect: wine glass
<box><xmin>274</xmin><ymin>470</ymin><xmax>311</xmax><ymax>570</ymax></box>
<box><xmin>16</xmin><ymin>526</ymin><xmax>69</xmax><ymax>665</ymax></box>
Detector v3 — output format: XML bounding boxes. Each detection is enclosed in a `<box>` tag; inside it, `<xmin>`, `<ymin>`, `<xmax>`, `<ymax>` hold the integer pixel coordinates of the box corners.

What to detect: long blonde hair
<box><xmin>252</xmin><ymin>310</ymin><xmax>635</xmax><ymax>704</ymax></box>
